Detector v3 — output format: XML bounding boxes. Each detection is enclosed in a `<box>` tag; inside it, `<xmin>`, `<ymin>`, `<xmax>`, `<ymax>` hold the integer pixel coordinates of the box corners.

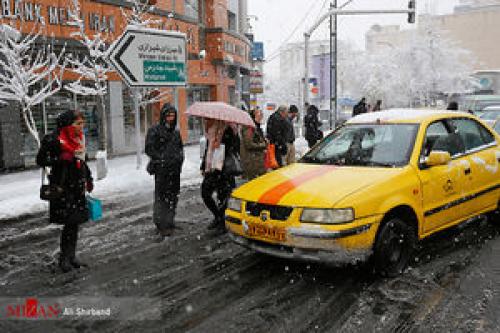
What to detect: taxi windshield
<box><xmin>480</xmin><ymin>110</ymin><xmax>500</xmax><ymax>120</ymax></box>
<box><xmin>494</xmin><ymin>121</ymin><xmax>500</xmax><ymax>133</ymax></box>
<box><xmin>301</xmin><ymin>123</ymin><xmax>419</xmax><ymax>167</ymax></box>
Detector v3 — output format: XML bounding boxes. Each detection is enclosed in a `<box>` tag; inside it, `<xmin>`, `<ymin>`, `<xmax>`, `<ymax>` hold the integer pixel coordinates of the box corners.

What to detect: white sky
<box><xmin>248</xmin><ymin>0</ymin><xmax>460</xmax><ymax>75</ymax></box>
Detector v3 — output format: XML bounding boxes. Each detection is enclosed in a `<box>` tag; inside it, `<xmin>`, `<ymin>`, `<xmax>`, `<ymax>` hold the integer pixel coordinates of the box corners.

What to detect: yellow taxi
<box><xmin>225</xmin><ymin>109</ymin><xmax>500</xmax><ymax>276</ymax></box>
<box><xmin>494</xmin><ymin>117</ymin><xmax>500</xmax><ymax>134</ymax></box>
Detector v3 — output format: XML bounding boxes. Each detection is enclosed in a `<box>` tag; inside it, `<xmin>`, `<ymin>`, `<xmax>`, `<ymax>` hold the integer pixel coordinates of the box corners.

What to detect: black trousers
<box><xmin>306</xmin><ymin>138</ymin><xmax>317</xmax><ymax>148</ymax></box>
<box><xmin>154</xmin><ymin>171</ymin><xmax>181</xmax><ymax>231</ymax></box>
<box><xmin>201</xmin><ymin>171</ymin><xmax>234</xmax><ymax>222</ymax></box>
<box><xmin>60</xmin><ymin>223</ymin><xmax>79</xmax><ymax>260</ymax></box>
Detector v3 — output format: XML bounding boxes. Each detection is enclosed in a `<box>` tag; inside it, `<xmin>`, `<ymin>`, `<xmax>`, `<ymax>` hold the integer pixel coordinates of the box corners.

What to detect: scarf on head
<box><xmin>58</xmin><ymin>125</ymin><xmax>85</xmax><ymax>168</ymax></box>
<box><xmin>204</xmin><ymin>120</ymin><xmax>226</xmax><ymax>173</ymax></box>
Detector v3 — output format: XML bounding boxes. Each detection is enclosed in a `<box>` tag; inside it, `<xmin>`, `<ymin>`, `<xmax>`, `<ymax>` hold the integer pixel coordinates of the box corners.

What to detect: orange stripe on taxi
<box><xmin>258</xmin><ymin>165</ymin><xmax>334</xmax><ymax>205</ymax></box>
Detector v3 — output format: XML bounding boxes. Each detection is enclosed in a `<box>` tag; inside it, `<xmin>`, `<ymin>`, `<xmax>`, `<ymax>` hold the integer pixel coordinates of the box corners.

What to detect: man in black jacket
<box><xmin>304</xmin><ymin>104</ymin><xmax>323</xmax><ymax>148</ymax></box>
<box><xmin>266</xmin><ymin>105</ymin><xmax>289</xmax><ymax>167</ymax></box>
<box><xmin>145</xmin><ymin>104</ymin><xmax>184</xmax><ymax>240</ymax></box>
<box><xmin>352</xmin><ymin>97</ymin><xmax>367</xmax><ymax>117</ymax></box>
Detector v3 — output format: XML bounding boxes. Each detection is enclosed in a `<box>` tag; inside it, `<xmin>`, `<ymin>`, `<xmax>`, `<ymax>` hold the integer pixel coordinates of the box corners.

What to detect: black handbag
<box><xmin>146</xmin><ymin>160</ymin><xmax>156</xmax><ymax>175</ymax></box>
<box><xmin>40</xmin><ymin>168</ymin><xmax>64</xmax><ymax>201</ymax></box>
<box><xmin>223</xmin><ymin>153</ymin><xmax>243</xmax><ymax>176</ymax></box>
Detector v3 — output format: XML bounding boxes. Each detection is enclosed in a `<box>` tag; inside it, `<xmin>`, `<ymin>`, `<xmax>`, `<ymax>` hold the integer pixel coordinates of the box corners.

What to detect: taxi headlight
<box><xmin>300</xmin><ymin>208</ymin><xmax>354</xmax><ymax>224</ymax></box>
<box><xmin>227</xmin><ymin>197</ymin><xmax>242</xmax><ymax>212</ymax></box>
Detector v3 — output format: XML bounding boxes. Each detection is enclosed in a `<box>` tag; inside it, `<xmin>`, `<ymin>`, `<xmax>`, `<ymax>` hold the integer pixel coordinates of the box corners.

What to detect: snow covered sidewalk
<box><xmin>0</xmin><ymin>138</ymin><xmax>309</xmax><ymax>221</ymax></box>
<box><xmin>0</xmin><ymin>145</ymin><xmax>203</xmax><ymax>221</ymax></box>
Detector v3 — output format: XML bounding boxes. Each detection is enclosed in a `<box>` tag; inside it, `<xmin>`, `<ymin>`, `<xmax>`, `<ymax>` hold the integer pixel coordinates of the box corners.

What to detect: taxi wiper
<box><xmin>301</xmin><ymin>155</ymin><xmax>320</xmax><ymax>163</ymax></box>
<box><xmin>365</xmin><ymin>161</ymin><xmax>396</xmax><ymax>167</ymax></box>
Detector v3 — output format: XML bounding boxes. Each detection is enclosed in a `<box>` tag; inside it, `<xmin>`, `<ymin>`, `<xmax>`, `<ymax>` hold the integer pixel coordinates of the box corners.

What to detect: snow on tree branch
<box><xmin>344</xmin><ymin>20</ymin><xmax>476</xmax><ymax>108</ymax></box>
<box><xmin>65</xmin><ymin>0</ymin><xmax>109</xmax><ymax>98</ymax></box>
<box><xmin>0</xmin><ymin>22</ymin><xmax>66</xmax><ymax>147</ymax></box>
<box><xmin>122</xmin><ymin>0</ymin><xmax>163</xmax><ymax>29</ymax></box>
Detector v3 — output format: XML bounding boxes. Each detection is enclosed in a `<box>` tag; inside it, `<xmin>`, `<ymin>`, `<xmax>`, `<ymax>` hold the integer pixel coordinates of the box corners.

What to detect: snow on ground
<box><xmin>0</xmin><ymin>145</ymin><xmax>203</xmax><ymax>220</ymax></box>
<box><xmin>0</xmin><ymin>138</ymin><xmax>309</xmax><ymax>220</ymax></box>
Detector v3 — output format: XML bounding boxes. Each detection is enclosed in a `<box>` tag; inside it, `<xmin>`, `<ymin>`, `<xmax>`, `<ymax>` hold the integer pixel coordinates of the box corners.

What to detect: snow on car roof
<box><xmin>347</xmin><ymin>109</ymin><xmax>459</xmax><ymax>124</ymax></box>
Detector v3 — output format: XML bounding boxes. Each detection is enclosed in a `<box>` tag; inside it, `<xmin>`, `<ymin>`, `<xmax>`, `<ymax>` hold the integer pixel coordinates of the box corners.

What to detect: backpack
<box><xmin>36</xmin><ymin>131</ymin><xmax>60</xmax><ymax>167</ymax></box>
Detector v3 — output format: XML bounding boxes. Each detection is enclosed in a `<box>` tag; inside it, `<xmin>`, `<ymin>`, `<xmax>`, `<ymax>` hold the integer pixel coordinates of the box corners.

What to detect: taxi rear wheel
<box><xmin>373</xmin><ymin>218</ymin><xmax>416</xmax><ymax>277</ymax></box>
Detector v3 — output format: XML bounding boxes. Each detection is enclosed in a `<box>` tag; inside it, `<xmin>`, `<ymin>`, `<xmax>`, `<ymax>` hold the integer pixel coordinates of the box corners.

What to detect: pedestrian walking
<box><xmin>372</xmin><ymin>100</ymin><xmax>382</xmax><ymax>112</ymax></box>
<box><xmin>36</xmin><ymin>110</ymin><xmax>93</xmax><ymax>273</ymax></box>
<box><xmin>145</xmin><ymin>104</ymin><xmax>184</xmax><ymax>241</ymax></box>
<box><xmin>352</xmin><ymin>97</ymin><xmax>368</xmax><ymax>117</ymax></box>
<box><xmin>201</xmin><ymin>120</ymin><xmax>240</xmax><ymax>233</ymax></box>
<box><xmin>240</xmin><ymin>108</ymin><xmax>267</xmax><ymax>180</ymax></box>
<box><xmin>304</xmin><ymin>104</ymin><xmax>323</xmax><ymax>148</ymax></box>
<box><xmin>285</xmin><ymin>105</ymin><xmax>299</xmax><ymax>165</ymax></box>
<box><xmin>446</xmin><ymin>101</ymin><xmax>458</xmax><ymax>110</ymax></box>
<box><xmin>266</xmin><ymin>105</ymin><xmax>289</xmax><ymax>167</ymax></box>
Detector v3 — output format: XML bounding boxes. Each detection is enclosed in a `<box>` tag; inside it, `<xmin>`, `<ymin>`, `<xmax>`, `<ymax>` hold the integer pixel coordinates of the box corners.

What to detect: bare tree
<box><xmin>66</xmin><ymin>0</ymin><xmax>111</xmax><ymax>152</ymax></box>
<box><xmin>122</xmin><ymin>0</ymin><xmax>163</xmax><ymax>29</ymax></box>
<box><xmin>0</xmin><ymin>23</ymin><xmax>65</xmax><ymax>147</ymax></box>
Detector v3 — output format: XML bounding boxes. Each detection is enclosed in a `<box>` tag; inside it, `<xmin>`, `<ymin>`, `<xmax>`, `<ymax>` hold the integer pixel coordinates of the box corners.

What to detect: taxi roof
<box><xmin>346</xmin><ymin>109</ymin><xmax>470</xmax><ymax>124</ymax></box>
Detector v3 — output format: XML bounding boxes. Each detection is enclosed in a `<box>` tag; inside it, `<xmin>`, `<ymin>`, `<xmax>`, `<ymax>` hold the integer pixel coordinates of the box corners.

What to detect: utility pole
<box><xmin>303</xmin><ymin>4</ymin><xmax>417</xmax><ymax>107</ymax></box>
<box><xmin>329</xmin><ymin>0</ymin><xmax>337</xmax><ymax>130</ymax></box>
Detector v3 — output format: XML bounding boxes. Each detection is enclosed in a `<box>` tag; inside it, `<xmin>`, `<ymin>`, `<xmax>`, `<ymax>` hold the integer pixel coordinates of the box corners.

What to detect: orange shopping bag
<box><xmin>264</xmin><ymin>144</ymin><xmax>279</xmax><ymax>170</ymax></box>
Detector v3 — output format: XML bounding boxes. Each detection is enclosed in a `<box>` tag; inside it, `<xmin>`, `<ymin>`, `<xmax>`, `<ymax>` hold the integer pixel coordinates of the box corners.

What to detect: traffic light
<box><xmin>408</xmin><ymin>0</ymin><xmax>416</xmax><ymax>24</ymax></box>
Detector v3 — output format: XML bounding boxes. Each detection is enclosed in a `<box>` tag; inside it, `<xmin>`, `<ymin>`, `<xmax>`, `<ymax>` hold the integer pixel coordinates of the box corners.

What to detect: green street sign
<box><xmin>109</xmin><ymin>27</ymin><xmax>187</xmax><ymax>87</ymax></box>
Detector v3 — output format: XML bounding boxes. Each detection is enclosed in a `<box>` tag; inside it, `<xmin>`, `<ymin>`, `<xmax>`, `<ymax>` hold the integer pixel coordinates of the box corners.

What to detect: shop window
<box><xmin>228</xmin><ymin>10</ymin><xmax>237</xmax><ymax>31</ymax></box>
<box><xmin>184</xmin><ymin>0</ymin><xmax>199</xmax><ymax>21</ymax></box>
<box><xmin>187</xmin><ymin>87</ymin><xmax>209</xmax><ymax>143</ymax></box>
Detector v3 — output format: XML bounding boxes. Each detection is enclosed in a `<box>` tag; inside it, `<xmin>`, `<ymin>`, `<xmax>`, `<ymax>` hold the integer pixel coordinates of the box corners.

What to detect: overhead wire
<box><xmin>264</xmin><ymin>0</ymin><xmax>326</xmax><ymax>63</ymax></box>
<box><xmin>265</xmin><ymin>0</ymin><xmax>356</xmax><ymax>64</ymax></box>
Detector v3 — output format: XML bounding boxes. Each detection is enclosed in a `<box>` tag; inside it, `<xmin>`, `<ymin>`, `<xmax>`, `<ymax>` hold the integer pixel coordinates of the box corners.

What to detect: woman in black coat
<box><xmin>36</xmin><ymin>110</ymin><xmax>93</xmax><ymax>273</ymax></box>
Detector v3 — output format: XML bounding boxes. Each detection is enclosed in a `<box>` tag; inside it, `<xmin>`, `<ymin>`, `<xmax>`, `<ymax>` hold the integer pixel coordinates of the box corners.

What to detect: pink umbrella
<box><xmin>185</xmin><ymin>102</ymin><xmax>255</xmax><ymax>128</ymax></box>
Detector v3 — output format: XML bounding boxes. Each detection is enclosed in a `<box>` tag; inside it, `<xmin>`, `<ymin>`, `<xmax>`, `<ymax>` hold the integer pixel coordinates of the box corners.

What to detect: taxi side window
<box><xmin>422</xmin><ymin>121</ymin><xmax>448</xmax><ymax>157</ymax></box>
<box><xmin>449</xmin><ymin>118</ymin><xmax>494</xmax><ymax>151</ymax></box>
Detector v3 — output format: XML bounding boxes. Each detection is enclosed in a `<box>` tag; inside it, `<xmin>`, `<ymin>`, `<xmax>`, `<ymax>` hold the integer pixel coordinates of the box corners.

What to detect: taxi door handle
<box><xmin>464</xmin><ymin>168</ymin><xmax>471</xmax><ymax>175</ymax></box>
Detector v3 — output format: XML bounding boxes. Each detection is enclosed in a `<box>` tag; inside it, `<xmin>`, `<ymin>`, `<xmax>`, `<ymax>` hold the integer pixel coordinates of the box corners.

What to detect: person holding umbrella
<box><xmin>200</xmin><ymin>120</ymin><xmax>240</xmax><ymax>233</ymax></box>
<box><xmin>186</xmin><ymin>102</ymin><xmax>253</xmax><ymax>233</ymax></box>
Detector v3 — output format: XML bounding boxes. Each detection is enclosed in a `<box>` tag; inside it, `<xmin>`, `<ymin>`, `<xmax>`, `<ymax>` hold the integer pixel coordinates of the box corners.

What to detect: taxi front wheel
<box><xmin>373</xmin><ymin>218</ymin><xmax>416</xmax><ymax>277</ymax></box>
<box><xmin>487</xmin><ymin>201</ymin><xmax>500</xmax><ymax>224</ymax></box>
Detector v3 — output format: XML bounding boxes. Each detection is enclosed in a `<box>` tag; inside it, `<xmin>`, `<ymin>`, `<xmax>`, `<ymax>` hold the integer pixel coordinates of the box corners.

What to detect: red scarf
<box><xmin>58</xmin><ymin>125</ymin><xmax>83</xmax><ymax>167</ymax></box>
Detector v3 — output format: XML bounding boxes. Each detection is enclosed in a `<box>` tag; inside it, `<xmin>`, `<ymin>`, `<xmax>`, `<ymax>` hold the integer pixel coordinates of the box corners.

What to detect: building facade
<box><xmin>0</xmin><ymin>0</ymin><xmax>252</xmax><ymax>169</ymax></box>
<box><xmin>366</xmin><ymin>4</ymin><xmax>500</xmax><ymax>71</ymax></box>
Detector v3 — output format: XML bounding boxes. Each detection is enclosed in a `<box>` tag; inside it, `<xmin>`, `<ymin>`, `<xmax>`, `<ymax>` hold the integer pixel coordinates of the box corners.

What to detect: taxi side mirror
<box><xmin>425</xmin><ymin>151</ymin><xmax>452</xmax><ymax>167</ymax></box>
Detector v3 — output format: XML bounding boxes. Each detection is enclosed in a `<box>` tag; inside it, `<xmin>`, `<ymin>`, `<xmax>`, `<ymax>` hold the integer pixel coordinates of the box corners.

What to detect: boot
<box><xmin>59</xmin><ymin>226</ymin><xmax>73</xmax><ymax>273</ymax></box>
<box><xmin>68</xmin><ymin>224</ymin><xmax>86</xmax><ymax>269</ymax></box>
<box><xmin>70</xmin><ymin>257</ymin><xmax>88</xmax><ymax>269</ymax></box>
<box><xmin>154</xmin><ymin>234</ymin><xmax>166</xmax><ymax>243</ymax></box>
<box><xmin>59</xmin><ymin>255</ymin><xmax>72</xmax><ymax>273</ymax></box>
<box><xmin>152</xmin><ymin>224</ymin><xmax>160</xmax><ymax>235</ymax></box>
<box><xmin>161</xmin><ymin>229</ymin><xmax>174</xmax><ymax>237</ymax></box>
<box><xmin>207</xmin><ymin>218</ymin><xmax>220</xmax><ymax>230</ymax></box>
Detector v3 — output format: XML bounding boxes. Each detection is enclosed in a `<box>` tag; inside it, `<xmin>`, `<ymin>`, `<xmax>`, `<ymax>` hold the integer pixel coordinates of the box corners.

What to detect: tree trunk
<box><xmin>22</xmin><ymin>106</ymin><xmax>40</xmax><ymax>148</ymax></box>
<box><xmin>97</xmin><ymin>93</ymin><xmax>107</xmax><ymax>151</ymax></box>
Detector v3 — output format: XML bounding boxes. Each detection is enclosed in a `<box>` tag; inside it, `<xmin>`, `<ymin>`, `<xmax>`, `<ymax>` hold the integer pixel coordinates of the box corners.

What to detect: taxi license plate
<box><xmin>246</xmin><ymin>223</ymin><xmax>286</xmax><ymax>242</ymax></box>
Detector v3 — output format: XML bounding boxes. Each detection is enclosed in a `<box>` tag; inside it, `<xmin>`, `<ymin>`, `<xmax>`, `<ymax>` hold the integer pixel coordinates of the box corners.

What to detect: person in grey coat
<box><xmin>145</xmin><ymin>104</ymin><xmax>184</xmax><ymax>241</ymax></box>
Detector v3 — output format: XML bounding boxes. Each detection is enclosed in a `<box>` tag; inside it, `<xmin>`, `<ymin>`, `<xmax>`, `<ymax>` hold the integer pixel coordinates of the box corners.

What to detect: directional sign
<box><xmin>108</xmin><ymin>26</ymin><xmax>187</xmax><ymax>87</ymax></box>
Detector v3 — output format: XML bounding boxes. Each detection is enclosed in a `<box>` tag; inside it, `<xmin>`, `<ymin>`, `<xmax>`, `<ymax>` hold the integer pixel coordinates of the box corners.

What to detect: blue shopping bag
<box><xmin>86</xmin><ymin>196</ymin><xmax>103</xmax><ymax>222</ymax></box>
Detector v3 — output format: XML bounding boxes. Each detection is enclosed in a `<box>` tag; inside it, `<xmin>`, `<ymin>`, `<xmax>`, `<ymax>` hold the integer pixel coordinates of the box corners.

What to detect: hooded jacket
<box><xmin>145</xmin><ymin>104</ymin><xmax>184</xmax><ymax>174</ymax></box>
<box><xmin>304</xmin><ymin>105</ymin><xmax>322</xmax><ymax>142</ymax></box>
